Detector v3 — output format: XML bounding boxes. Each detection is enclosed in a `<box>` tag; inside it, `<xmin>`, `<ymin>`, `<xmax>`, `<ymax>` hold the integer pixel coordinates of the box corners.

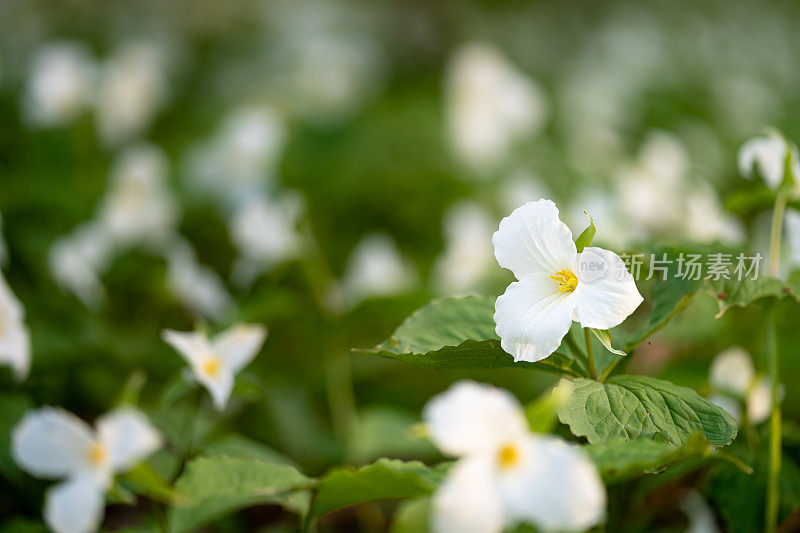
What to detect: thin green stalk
<box><xmin>584</xmin><ymin>328</ymin><xmax>597</xmax><ymax>380</ymax></box>
<box><xmin>765</xmin><ymin>308</ymin><xmax>781</xmax><ymax>533</ymax></box>
<box><xmin>769</xmin><ymin>190</ymin><xmax>788</xmax><ymax>277</ymax></box>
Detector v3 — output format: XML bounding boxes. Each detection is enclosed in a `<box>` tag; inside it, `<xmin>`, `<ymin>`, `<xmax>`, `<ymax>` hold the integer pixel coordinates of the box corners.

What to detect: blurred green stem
<box><xmin>584</xmin><ymin>328</ymin><xmax>597</xmax><ymax>380</ymax></box>
<box><xmin>766</xmin><ymin>308</ymin><xmax>781</xmax><ymax>533</ymax></box>
<box><xmin>768</xmin><ymin>189</ymin><xmax>787</xmax><ymax>277</ymax></box>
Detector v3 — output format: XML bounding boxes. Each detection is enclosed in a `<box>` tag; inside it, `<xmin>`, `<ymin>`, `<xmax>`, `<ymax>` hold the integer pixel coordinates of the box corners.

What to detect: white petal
<box><xmin>12</xmin><ymin>408</ymin><xmax>95</xmax><ymax>479</ymax></box>
<box><xmin>492</xmin><ymin>199</ymin><xmax>577</xmax><ymax>280</ymax></box>
<box><xmin>573</xmin><ymin>247</ymin><xmax>643</xmax><ymax>330</ymax></box>
<box><xmin>747</xmin><ymin>377</ymin><xmax>772</xmax><ymax>424</ymax></box>
<box><xmin>709</xmin><ymin>347</ymin><xmax>754</xmax><ymax>396</ymax></box>
<box><xmin>161</xmin><ymin>329</ymin><xmax>211</xmax><ymax>368</ymax></box>
<box><xmin>430</xmin><ymin>455</ymin><xmax>505</xmax><ymax>533</ymax></box>
<box><xmin>211</xmin><ymin>324</ymin><xmax>267</xmax><ymax>373</ymax></box>
<box><xmin>202</xmin><ymin>369</ymin><xmax>235</xmax><ymax>411</ymax></box>
<box><xmin>44</xmin><ymin>477</ymin><xmax>105</xmax><ymax>533</ymax></box>
<box><xmin>498</xmin><ymin>435</ymin><xmax>605</xmax><ymax>532</ymax></box>
<box><xmin>422</xmin><ymin>381</ymin><xmax>528</xmax><ymax>457</ymax></box>
<box><xmin>96</xmin><ymin>408</ymin><xmax>161</xmax><ymax>472</ymax></box>
<box><xmin>494</xmin><ymin>275</ymin><xmax>577</xmax><ymax>362</ymax></box>
<box><xmin>738</xmin><ymin>135</ymin><xmax>786</xmax><ymax>190</ymax></box>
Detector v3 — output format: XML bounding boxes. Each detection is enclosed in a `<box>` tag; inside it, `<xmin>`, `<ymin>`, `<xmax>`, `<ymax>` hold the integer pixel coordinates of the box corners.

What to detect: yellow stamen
<box><xmin>549</xmin><ymin>269</ymin><xmax>578</xmax><ymax>293</ymax></box>
<box><xmin>202</xmin><ymin>356</ymin><xmax>221</xmax><ymax>378</ymax></box>
<box><xmin>88</xmin><ymin>443</ymin><xmax>107</xmax><ymax>466</ymax></box>
<box><xmin>497</xmin><ymin>443</ymin><xmax>520</xmax><ymax>469</ymax></box>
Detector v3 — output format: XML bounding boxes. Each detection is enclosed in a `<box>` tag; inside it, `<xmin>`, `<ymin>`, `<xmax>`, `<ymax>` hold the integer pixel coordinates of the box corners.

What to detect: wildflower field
<box><xmin>3</xmin><ymin>1</ymin><xmax>800</xmax><ymax>532</ymax></box>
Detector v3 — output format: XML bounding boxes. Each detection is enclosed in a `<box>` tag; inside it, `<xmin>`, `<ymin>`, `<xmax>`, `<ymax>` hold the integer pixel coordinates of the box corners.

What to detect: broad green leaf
<box><xmin>310</xmin><ymin>458</ymin><xmax>445</xmax><ymax>519</ymax></box>
<box><xmin>575</xmin><ymin>212</ymin><xmax>596</xmax><ymax>253</ymax></box>
<box><xmin>203</xmin><ymin>435</ymin><xmax>296</xmax><ymax>466</ymax></box>
<box><xmin>355</xmin><ymin>296</ymin><xmax>583</xmax><ymax>377</ymax></box>
<box><xmin>524</xmin><ymin>385</ymin><xmax>569</xmax><ymax>433</ymax></box>
<box><xmin>705</xmin><ymin>276</ymin><xmax>798</xmax><ymax>318</ymax></box>
<box><xmin>725</xmin><ymin>185</ymin><xmax>776</xmax><ymax>215</ymax></box>
<box><xmin>107</xmin><ymin>482</ymin><xmax>137</xmax><ymax>505</ymax></box>
<box><xmin>557</xmin><ymin>376</ymin><xmax>737</xmax><ymax>447</ymax></box>
<box><xmin>591</xmin><ymin>329</ymin><xmax>625</xmax><ymax>356</ymax></box>
<box><xmin>120</xmin><ymin>463</ymin><xmax>183</xmax><ymax>505</ymax></box>
<box><xmin>169</xmin><ymin>456</ymin><xmax>312</xmax><ymax>533</ymax></box>
<box><xmin>585</xmin><ymin>434</ymin><xmax>709</xmax><ymax>483</ymax></box>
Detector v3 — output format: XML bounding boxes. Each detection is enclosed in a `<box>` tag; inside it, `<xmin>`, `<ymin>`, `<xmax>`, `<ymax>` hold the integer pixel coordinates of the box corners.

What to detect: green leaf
<box><xmin>391</xmin><ymin>496</ymin><xmax>431</xmax><ymax>533</ymax></box>
<box><xmin>310</xmin><ymin>458</ymin><xmax>445</xmax><ymax>519</ymax></box>
<box><xmin>585</xmin><ymin>434</ymin><xmax>709</xmax><ymax>483</ymax></box>
<box><xmin>169</xmin><ymin>456</ymin><xmax>312</xmax><ymax>533</ymax></box>
<box><xmin>524</xmin><ymin>386</ymin><xmax>568</xmax><ymax>433</ymax></box>
<box><xmin>355</xmin><ymin>296</ymin><xmax>583</xmax><ymax>377</ymax></box>
<box><xmin>705</xmin><ymin>276</ymin><xmax>798</xmax><ymax>318</ymax></box>
<box><xmin>350</xmin><ymin>406</ymin><xmax>436</xmax><ymax>463</ymax></box>
<box><xmin>591</xmin><ymin>329</ymin><xmax>625</xmax><ymax>356</ymax></box>
<box><xmin>203</xmin><ymin>435</ymin><xmax>297</xmax><ymax>466</ymax></box>
<box><xmin>575</xmin><ymin>212</ymin><xmax>596</xmax><ymax>253</ymax></box>
<box><xmin>557</xmin><ymin>375</ymin><xmax>738</xmax><ymax>447</ymax></box>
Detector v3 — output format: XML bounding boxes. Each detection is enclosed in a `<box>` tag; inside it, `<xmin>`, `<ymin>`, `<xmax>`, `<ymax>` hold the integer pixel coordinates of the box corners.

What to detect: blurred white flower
<box><xmin>499</xmin><ymin>170</ymin><xmax>550</xmax><ymax>215</ymax></box>
<box><xmin>97</xmin><ymin>144</ymin><xmax>177</xmax><ymax>249</ymax></box>
<box><xmin>709</xmin><ymin>347</ymin><xmax>754</xmax><ymax>396</ymax></box>
<box><xmin>0</xmin><ymin>272</ymin><xmax>30</xmax><ymax>380</ymax></box>
<box><xmin>680</xmin><ymin>490</ymin><xmax>721</xmax><ymax>533</ymax></box>
<box><xmin>423</xmin><ymin>381</ymin><xmax>605</xmax><ymax>533</ymax></box>
<box><xmin>566</xmin><ymin>190</ymin><xmax>633</xmax><ymax>248</ymax></box>
<box><xmin>96</xmin><ymin>42</ymin><xmax>167</xmax><ymax>147</ymax></box>
<box><xmin>12</xmin><ymin>407</ymin><xmax>161</xmax><ymax>533</ymax></box>
<box><xmin>708</xmin><ymin>347</ymin><xmax>775</xmax><ymax>425</ymax></box>
<box><xmin>23</xmin><ymin>42</ymin><xmax>95</xmax><ymax>127</ymax></box>
<box><xmin>166</xmin><ymin>241</ymin><xmax>234</xmax><ymax>322</ymax></box>
<box><xmin>339</xmin><ymin>233</ymin><xmax>416</xmax><ymax>307</ymax></box>
<box><xmin>747</xmin><ymin>377</ymin><xmax>772</xmax><ymax>425</ymax></box>
<box><xmin>162</xmin><ymin>324</ymin><xmax>267</xmax><ymax>410</ymax></box>
<box><xmin>617</xmin><ymin>132</ymin><xmax>689</xmax><ymax>234</ymax></box>
<box><xmin>683</xmin><ymin>184</ymin><xmax>745</xmax><ymax>245</ymax></box>
<box><xmin>738</xmin><ymin>133</ymin><xmax>800</xmax><ymax>193</ymax></box>
<box><xmin>493</xmin><ymin>199</ymin><xmax>642</xmax><ymax>362</ymax></box>
<box><xmin>184</xmin><ymin>106</ymin><xmax>285</xmax><ymax>206</ymax></box>
<box><xmin>446</xmin><ymin>43</ymin><xmax>547</xmax><ymax>172</ymax></box>
<box><xmin>49</xmin><ymin>223</ymin><xmax>113</xmax><ymax>309</ymax></box>
<box><xmin>433</xmin><ymin>201</ymin><xmax>495</xmax><ymax>295</ymax></box>
<box><xmin>230</xmin><ymin>193</ymin><xmax>303</xmax><ymax>285</ymax></box>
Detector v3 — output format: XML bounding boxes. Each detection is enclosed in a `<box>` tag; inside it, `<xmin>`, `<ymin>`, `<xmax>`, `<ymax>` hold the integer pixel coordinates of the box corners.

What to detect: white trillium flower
<box><xmin>339</xmin><ymin>233</ymin><xmax>416</xmax><ymax>307</ymax></box>
<box><xmin>738</xmin><ymin>133</ymin><xmax>800</xmax><ymax>193</ymax></box>
<box><xmin>23</xmin><ymin>42</ymin><xmax>95</xmax><ymax>127</ymax></box>
<box><xmin>97</xmin><ymin>144</ymin><xmax>177</xmax><ymax>249</ymax></box>
<box><xmin>0</xmin><ymin>272</ymin><xmax>31</xmax><ymax>379</ymax></box>
<box><xmin>423</xmin><ymin>381</ymin><xmax>605</xmax><ymax>533</ymax></box>
<box><xmin>446</xmin><ymin>43</ymin><xmax>548</xmax><ymax>172</ymax></box>
<box><xmin>709</xmin><ymin>347</ymin><xmax>754</xmax><ymax>396</ymax></box>
<box><xmin>492</xmin><ymin>199</ymin><xmax>643</xmax><ymax>362</ymax></box>
<box><xmin>165</xmin><ymin>239</ymin><xmax>234</xmax><ymax>322</ymax></box>
<box><xmin>96</xmin><ymin>42</ymin><xmax>168</xmax><ymax>147</ymax></box>
<box><xmin>12</xmin><ymin>407</ymin><xmax>161</xmax><ymax>533</ymax></box>
<box><xmin>49</xmin><ymin>223</ymin><xmax>114</xmax><ymax>310</ymax></box>
<box><xmin>162</xmin><ymin>324</ymin><xmax>267</xmax><ymax>410</ymax></box>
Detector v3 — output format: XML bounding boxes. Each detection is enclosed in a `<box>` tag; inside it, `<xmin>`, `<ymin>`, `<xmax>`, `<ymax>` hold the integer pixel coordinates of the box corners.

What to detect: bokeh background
<box><xmin>2</xmin><ymin>0</ymin><xmax>800</xmax><ymax>531</ymax></box>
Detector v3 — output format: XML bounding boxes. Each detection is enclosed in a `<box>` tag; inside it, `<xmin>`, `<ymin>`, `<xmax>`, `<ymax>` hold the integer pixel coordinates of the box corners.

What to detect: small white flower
<box><xmin>165</xmin><ymin>240</ymin><xmax>234</xmax><ymax>322</ymax></box>
<box><xmin>424</xmin><ymin>381</ymin><xmax>605</xmax><ymax>533</ymax></box>
<box><xmin>747</xmin><ymin>377</ymin><xmax>772</xmax><ymax>425</ymax></box>
<box><xmin>97</xmin><ymin>144</ymin><xmax>177</xmax><ymax>248</ymax></box>
<box><xmin>446</xmin><ymin>43</ymin><xmax>547</xmax><ymax>172</ymax></box>
<box><xmin>96</xmin><ymin>42</ymin><xmax>168</xmax><ymax>147</ymax></box>
<box><xmin>12</xmin><ymin>407</ymin><xmax>161</xmax><ymax>533</ymax></box>
<box><xmin>493</xmin><ymin>199</ymin><xmax>643</xmax><ymax>362</ymax></box>
<box><xmin>433</xmin><ymin>201</ymin><xmax>495</xmax><ymax>294</ymax></box>
<box><xmin>49</xmin><ymin>223</ymin><xmax>113</xmax><ymax>310</ymax></box>
<box><xmin>339</xmin><ymin>233</ymin><xmax>416</xmax><ymax>307</ymax></box>
<box><xmin>709</xmin><ymin>347</ymin><xmax>754</xmax><ymax>396</ymax></box>
<box><xmin>738</xmin><ymin>133</ymin><xmax>800</xmax><ymax>192</ymax></box>
<box><xmin>162</xmin><ymin>324</ymin><xmax>267</xmax><ymax>410</ymax></box>
<box><xmin>0</xmin><ymin>272</ymin><xmax>31</xmax><ymax>380</ymax></box>
<box><xmin>229</xmin><ymin>193</ymin><xmax>303</xmax><ymax>285</ymax></box>
<box><xmin>23</xmin><ymin>42</ymin><xmax>95</xmax><ymax>127</ymax></box>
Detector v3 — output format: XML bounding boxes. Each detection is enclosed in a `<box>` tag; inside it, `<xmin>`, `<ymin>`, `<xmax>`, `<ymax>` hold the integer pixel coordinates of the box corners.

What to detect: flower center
<box><xmin>497</xmin><ymin>443</ymin><xmax>520</xmax><ymax>470</ymax></box>
<box><xmin>550</xmin><ymin>269</ymin><xmax>578</xmax><ymax>293</ymax></box>
<box><xmin>87</xmin><ymin>443</ymin><xmax>107</xmax><ymax>466</ymax></box>
<box><xmin>202</xmin><ymin>356</ymin><xmax>221</xmax><ymax>378</ymax></box>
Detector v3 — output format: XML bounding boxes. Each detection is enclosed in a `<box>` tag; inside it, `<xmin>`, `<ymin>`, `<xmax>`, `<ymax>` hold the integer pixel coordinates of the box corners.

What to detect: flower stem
<box><xmin>765</xmin><ymin>307</ymin><xmax>781</xmax><ymax>533</ymax></box>
<box><xmin>768</xmin><ymin>189</ymin><xmax>787</xmax><ymax>278</ymax></box>
<box><xmin>584</xmin><ymin>328</ymin><xmax>597</xmax><ymax>380</ymax></box>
